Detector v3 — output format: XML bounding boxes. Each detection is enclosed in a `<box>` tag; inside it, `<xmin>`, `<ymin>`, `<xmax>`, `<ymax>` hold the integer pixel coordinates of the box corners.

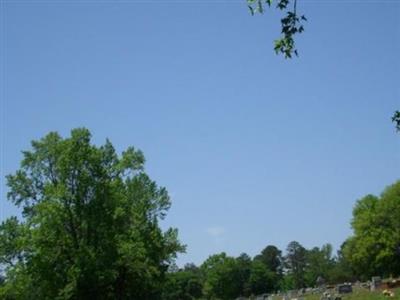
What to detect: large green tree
<box><xmin>0</xmin><ymin>128</ymin><xmax>184</xmax><ymax>300</ymax></box>
<box><xmin>343</xmin><ymin>181</ymin><xmax>400</xmax><ymax>279</ymax></box>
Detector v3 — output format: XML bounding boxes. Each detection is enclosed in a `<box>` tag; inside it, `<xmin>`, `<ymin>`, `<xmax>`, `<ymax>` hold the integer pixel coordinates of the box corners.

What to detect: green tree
<box><xmin>343</xmin><ymin>195</ymin><xmax>381</xmax><ymax>279</ymax></box>
<box><xmin>248</xmin><ymin>260</ymin><xmax>274</xmax><ymax>295</ymax></box>
<box><xmin>235</xmin><ymin>253</ymin><xmax>252</xmax><ymax>297</ymax></box>
<box><xmin>343</xmin><ymin>181</ymin><xmax>400</xmax><ymax>279</ymax></box>
<box><xmin>285</xmin><ymin>241</ymin><xmax>307</xmax><ymax>289</ymax></box>
<box><xmin>162</xmin><ymin>268</ymin><xmax>203</xmax><ymax>300</ymax></box>
<box><xmin>254</xmin><ymin>245</ymin><xmax>283</xmax><ymax>274</ymax></box>
<box><xmin>254</xmin><ymin>245</ymin><xmax>283</xmax><ymax>291</ymax></box>
<box><xmin>201</xmin><ymin>253</ymin><xmax>241</xmax><ymax>300</ymax></box>
<box><xmin>328</xmin><ymin>242</ymin><xmax>355</xmax><ymax>284</ymax></box>
<box><xmin>0</xmin><ymin>217</ymin><xmax>27</xmax><ymax>273</ymax></box>
<box><xmin>0</xmin><ymin>128</ymin><xmax>184</xmax><ymax>299</ymax></box>
<box><xmin>304</xmin><ymin>244</ymin><xmax>334</xmax><ymax>287</ymax></box>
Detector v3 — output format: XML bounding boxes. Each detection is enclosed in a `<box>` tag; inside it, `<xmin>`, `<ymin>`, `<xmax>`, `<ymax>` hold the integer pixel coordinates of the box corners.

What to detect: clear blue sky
<box><xmin>1</xmin><ymin>0</ymin><xmax>399</xmax><ymax>266</ymax></box>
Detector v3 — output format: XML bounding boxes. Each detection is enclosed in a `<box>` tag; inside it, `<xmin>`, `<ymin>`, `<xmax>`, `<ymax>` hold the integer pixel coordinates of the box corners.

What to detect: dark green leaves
<box><xmin>247</xmin><ymin>0</ymin><xmax>307</xmax><ymax>58</ymax></box>
<box><xmin>392</xmin><ymin>110</ymin><xmax>400</xmax><ymax>132</ymax></box>
<box><xmin>0</xmin><ymin>217</ymin><xmax>27</xmax><ymax>269</ymax></box>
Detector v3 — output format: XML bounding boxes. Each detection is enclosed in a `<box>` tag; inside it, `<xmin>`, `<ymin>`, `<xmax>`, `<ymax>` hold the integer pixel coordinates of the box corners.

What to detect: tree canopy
<box><xmin>343</xmin><ymin>181</ymin><xmax>400</xmax><ymax>280</ymax></box>
<box><xmin>0</xmin><ymin>128</ymin><xmax>184</xmax><ymax>299</ymax></box>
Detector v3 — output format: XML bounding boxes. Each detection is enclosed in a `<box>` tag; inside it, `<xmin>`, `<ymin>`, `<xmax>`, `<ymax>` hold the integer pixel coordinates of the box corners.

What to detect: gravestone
<box><xmin>371</xmin><ymin>276</ymin><xmax>382</xmax><ymax>291</ymax></box>
<box><xmin>320</xmin><ymin>292</ymin><xmax>342</xmax><ymax>300</ymax></box>
<box><xmin>336</xmin><ymin>284</ymin><xmax>352</xmax><ymax>294</ymax></box>
<box><xmin>316</xmin><ymin>276</ymin><xmax>326</xmax><ymax>287</ymax></box>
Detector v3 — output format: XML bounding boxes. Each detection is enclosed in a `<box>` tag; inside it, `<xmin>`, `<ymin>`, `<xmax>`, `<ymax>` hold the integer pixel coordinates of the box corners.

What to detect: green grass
<box><xmin>271</xmin><ymin>288</ymin><xmax>400</xmax><ymax>300</ymax></box>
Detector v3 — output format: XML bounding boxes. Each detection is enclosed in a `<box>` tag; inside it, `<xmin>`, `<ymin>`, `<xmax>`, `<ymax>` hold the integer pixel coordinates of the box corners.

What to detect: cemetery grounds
<box><xmin>269</xmin><ymin>287</ymin><xmax>400</xmax><ymax>300</ymax></box>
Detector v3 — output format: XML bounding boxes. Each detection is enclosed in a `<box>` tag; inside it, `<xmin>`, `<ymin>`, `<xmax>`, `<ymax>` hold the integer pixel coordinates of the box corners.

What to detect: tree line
<box><xmin>162</xmin><ymin>178</ymin><xmax>400</xmax><ymax>300</ymax></box>
<box><xmin>0</xmin><ymin>128</ymin><xmax>399</xmax><ymax>299</ymax></box>
<box><xmin>162</xmin><ymin>242</ymin><xmax>345</xmax><ymax>300</ymax></box>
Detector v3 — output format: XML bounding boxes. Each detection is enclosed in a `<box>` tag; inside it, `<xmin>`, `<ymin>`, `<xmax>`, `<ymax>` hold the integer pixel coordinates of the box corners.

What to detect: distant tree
<box><xmin>183</xmin><ymin>263</ymin><xmax>200</xmax><ymax>273</ymax></box>
<box><xmin>254</xmin><ymin>245</ymin><xmax>283</xmax><ymax>290</ymax></box>
<box><xmin>201</xmin><ymin>253</ymin><xmax>241</xmax><ymax>300</ymax></box>
<box><xmin>162</xmin><ymin>269</ymin><xmax>203</xmax><ymax>300</ymax></box>
<box><xmin>285</xmin><ymin>241</ymin><xmax>307</xmax><ymax>289</ymax></box>
<box><xmin>328</xmin><ymin>242</ymin><xmax>355</xmax><ymax>284</ymax></box>
<box><xmin>247</xmin><ymin>0</ymin><xmax>307</xmax><ymax>58</ymax></box>
<box><xmin>304</xmin><ymin>244</ymin><xmax>334</xmax><ymax>286</ymax></box>
<box><xmin>0</xmin><ymin>128</ymin><xmax>184</xmax><ymax>299</ymax></box>
<box><xmin>343</xmin><ymin>181</ymin><xmax>400</xmax><ymax>279</ymax></box>
<box><xmin>248</xmin><ymin>260</ymin><xmax>274</xmax><ymax>295</ymax></box>
<box><xmin>255</xmin><ymin>245</ymin><xmax>283</xmax><ymax>274</ymax></box>
<box><xmin>236</xmin><ymin>253</ymin><xmax>252</xmax><ymax>297</ymax></box>
<box><xmin>279</xmin><ymin>274</ymin><xmax>294</xmax><ymax>291</ymax></box>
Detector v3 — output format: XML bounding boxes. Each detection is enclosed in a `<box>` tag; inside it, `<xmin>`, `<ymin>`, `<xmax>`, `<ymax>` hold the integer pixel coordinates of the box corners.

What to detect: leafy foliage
<box><xmin>343</xmin><ymin>182</ymin><xmax>400</xmax><ymax>279</ymax></box>
<box><xmin>285</xmin><ymin>241</ymin><xmax>307</xmax><ymax>289</ymax></box>
<box><xmin>162</xmin><ymin>267</ymin><xmax>203</xmax><ymax>300</ymax></box>
<box><xmin>235</xmin><ymin>253</ymin><xmax>252</xmax><ymax>297</ymax></box>
<box><xmin>254</xmin><ymin>245</ymin><xmax>283</xmax><ymax>291</ymax></box>
<box><xmin>0</xmin><ymin>128</ymin><xmax>184</xmax><ymax>299</ymax></box>
<box><xmin>328</xmin><ymin>242</ymin><xmax>355</xmax><ymax>284</ymax></box>
<box><xmin>201</xmin><ymin>253</ymin><xmax>242</xmax><ymax>300</ymax></box>
<box><xmin>304</xmin><ymin>244</ymin><xmax>334</xmax><ymax>287</ymax></box>
<box><xmin>247</xmin><ymin>0</ymin><xmax>306</xmax><ymax>58</ymax></box>
<box><xmin>198</xmin><ymin>252</ymin><xmax>276</xmax><ymax>299</ymax></box>
<box><xmin>248</xmin><ymin>260</ymin><xmax>274</xmax><ymax>295</ymax></box>
<box><xmin>393</xmin><ymin>110</ymin><xmax>400</xmax><ymax>132</ymax></box>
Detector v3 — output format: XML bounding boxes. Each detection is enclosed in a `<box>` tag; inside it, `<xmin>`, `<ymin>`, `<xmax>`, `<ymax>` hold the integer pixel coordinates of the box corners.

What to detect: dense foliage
<box><xmin>343</xmin><ymin>182</ymin><xmax>400</xmax><ymax>280</ymax></box>
<box><xmin>0</xmin><ymin>129</ymin><xmax>184</xmax><ymax>299</ymax></box>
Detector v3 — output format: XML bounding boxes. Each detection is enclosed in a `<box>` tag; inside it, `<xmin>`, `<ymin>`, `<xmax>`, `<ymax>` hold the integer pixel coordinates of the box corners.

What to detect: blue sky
<box><xmin>1</xmin><ymin>0</ymin><xmax>399</xmax><ymax>266</ymax></box>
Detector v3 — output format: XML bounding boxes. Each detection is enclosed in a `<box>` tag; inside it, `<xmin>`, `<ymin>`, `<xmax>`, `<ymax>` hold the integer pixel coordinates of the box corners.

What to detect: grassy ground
<box><xmin>271</xmin><ymin>288</ymin><xmax>400</xmax><ymax>300</ymax></box>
